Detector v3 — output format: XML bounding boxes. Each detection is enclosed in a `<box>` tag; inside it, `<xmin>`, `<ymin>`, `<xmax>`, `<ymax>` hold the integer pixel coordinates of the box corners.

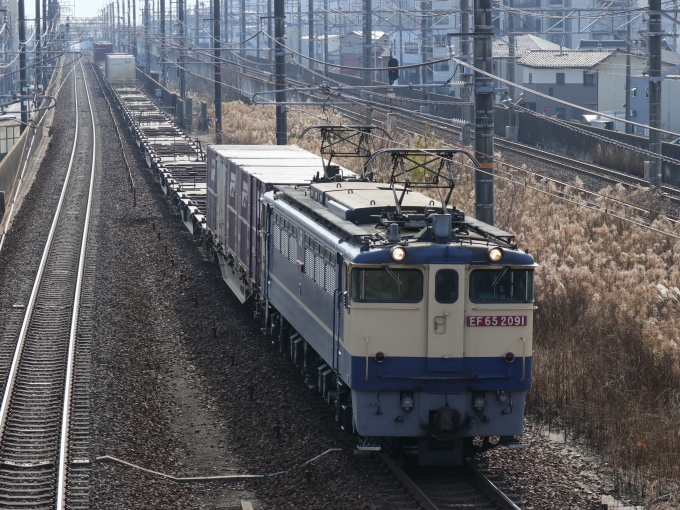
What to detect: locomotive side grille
<box><xmin>305</xmin><ymin>248</ymin><xmax>314</xmax><ymax>279</ymax></box>
<box><xmin>273</xmin><ymin>223</ymin><xmax>281</xmax><ymax>251</ymax></box>
<box><xmin>325</xmin><ymin>265</ymin><xmax>335</xmax><ymax>295</ymax></box>
<box><xmin>288</xmin><ymin>235</ymin><xmax>296</xmax><ymax>261</ymax></box>
<box><xmin>282</xmin><ymin>231</ymin><xmax>289</xmax><ymax>258</ymax></box>
<box><xmin>315</xmin><ymin>256</ymin><xmax>324</xmax><ymax>289</ymax></box>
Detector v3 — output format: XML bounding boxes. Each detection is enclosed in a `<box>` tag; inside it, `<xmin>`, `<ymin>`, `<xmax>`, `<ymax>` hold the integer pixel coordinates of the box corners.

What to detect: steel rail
<box><xmin>467</xmin><ymin>460</ymin><xmax>523</xmax><ymax>510</ymax></box>
<box><xmin>321</xmin><ymin>98</ymin><xmax>680</xmax><ymax>207</ymax></box>
<box><xmin>55</xmin><ymin>58</ymin><xmax>97</xmax><ymax>510</ymax></box>
<box><xmin>0</xmin><ymin>53</ymin><xmax>96</xmax><ymax>509</ymax></box>
<box><xmin>219</xmin><ymin>62</ymin><xmax>680</xmax><ymax>206</ymax></box>
<box><xmin>378</xmin><ymin>453</ymin><xmax>522</xmax><ymax>510</ymax></box>
<box><xmin>0</xmin><ymin>60</ymin><xmax>82</xmax><ymax>441</ymax></box>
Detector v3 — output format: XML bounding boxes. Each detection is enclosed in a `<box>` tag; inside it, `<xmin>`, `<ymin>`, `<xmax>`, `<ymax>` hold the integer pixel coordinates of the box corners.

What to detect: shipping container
<box><xmin>206</xmin><ymin>145</ymin><xmax>355</xmax><ymax>302</ymax></box>
<box><xmin>93</xmin><ymin>41</ymin><xmax>114</xmax><ymax>61</ymax></box>
<box><xmin>105</xmin><ymin>54</ymin><xmax>136</xmax><ymax>84</ymax></box>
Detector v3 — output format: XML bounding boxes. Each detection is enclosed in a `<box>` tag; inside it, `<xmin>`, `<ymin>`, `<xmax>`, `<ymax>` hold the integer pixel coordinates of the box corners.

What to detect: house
<box><xmin>516</xmin><ymin>49</ymin><xmax>646</xmax><ymax>120</ymax></box>
<box><xmin>300</xmin><ymin>34</ymin><xmax>341</xmax><ymax>66</ymax></box>
<box><xmin>493</xmin><ymin>34</ymin><xmax>561</xmax><ymax>86</ymax></box>
<box><xmin>629</xmin><ymin>74</ymin><xmax>680</xmax><ymax>135</ymax></box>
<box><xmin>339</xmin><ymin>31</ymin><xmax>390</xmax><ymax>79</ymax></box>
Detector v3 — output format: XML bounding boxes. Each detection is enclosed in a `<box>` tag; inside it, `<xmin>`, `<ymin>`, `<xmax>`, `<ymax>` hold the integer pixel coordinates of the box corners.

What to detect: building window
<box><xmin>556</xmin><ymin>72</ymin><xmax>565</xmax><ymax>84</ymax></box>
<box><xmin>556</xmin><ymin>107</ymin><xmax>566</xmax><ymax>119</ymax></box>
<box><xmin>434</xmin><ymin>63</ymin><xmax>449</xmax><ymax>72</ymax></box>
<box><xmin>584</xmin><ymin>73</ymin><xmax>597</xmax><ymax>86</ymax></box>
<box><xmin>433</xmin><ymin>35</ymin><xmax>448</xmax><ymax>47</ymax></box>
<box><xmin>549</xmin><ymin>87</ymin><xmax>554</xmax><ymax>96</ymax></box>
<box><xmin>528</xmin><ymin>72</ymin><xmax>532</xmax><ymax>84</ymax></box>
<box><xmin>404</xmin><ymin>42</ymin><xmax>418</xmax><ymax>54</ymax></box>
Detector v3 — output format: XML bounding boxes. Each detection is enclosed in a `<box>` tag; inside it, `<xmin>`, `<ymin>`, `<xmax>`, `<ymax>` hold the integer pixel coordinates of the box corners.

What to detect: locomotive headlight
<box><xmin>391</xmin><ymin>246</ymin><xmax>406</xmax><ymax>262</ymax></box>
<box><xmin>488</xmin><ymin>247</ymin><xmax>504</xmax><ymax>262</ymax></box>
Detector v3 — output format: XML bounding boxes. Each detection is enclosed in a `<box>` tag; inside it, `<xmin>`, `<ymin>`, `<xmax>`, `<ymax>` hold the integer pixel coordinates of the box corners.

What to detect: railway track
<box><xmin>353</xmin><ymin>452</ymin><xmax>523</xmax><ymax>509</ymax></box>
<box><xmin>216</xmin><ymin>60</ymin><xmax>680</xmax><ymax>205</ymax></box>
<box><xmin>0</xmin><ymin>59</ymin><xmax>96</xmax><ymax>509</ymax></box>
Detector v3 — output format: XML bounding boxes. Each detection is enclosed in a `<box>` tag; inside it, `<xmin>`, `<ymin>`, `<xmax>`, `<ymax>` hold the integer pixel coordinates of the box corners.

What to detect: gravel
<box><xmin>0</xmin><ymin>59</ymin><xmax>639</xmax><ymax>510</ymax></box>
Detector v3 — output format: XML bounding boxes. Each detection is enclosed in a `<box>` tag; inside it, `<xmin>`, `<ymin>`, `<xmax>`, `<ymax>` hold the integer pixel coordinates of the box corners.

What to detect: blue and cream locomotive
<box><xmin>206</xmin><ymin>144</ymin><xmax>535</xmax><ymax>464</ymax></box>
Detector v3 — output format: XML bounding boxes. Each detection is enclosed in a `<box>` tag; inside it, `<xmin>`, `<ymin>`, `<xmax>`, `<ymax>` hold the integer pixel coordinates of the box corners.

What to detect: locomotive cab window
<box><xmin>351</xmin><ymin>267</ymin><xmax>423</xmax><ymax>303</ymax></box>
<box><xmin>435</xmin><ymin>269</ymin><xmax>459</xmax><ymax>303</ymax></box>
<box><xmin>470</xmin><ymin>268</ymin><xmax>534</xmax><ymax>303</ymax></box>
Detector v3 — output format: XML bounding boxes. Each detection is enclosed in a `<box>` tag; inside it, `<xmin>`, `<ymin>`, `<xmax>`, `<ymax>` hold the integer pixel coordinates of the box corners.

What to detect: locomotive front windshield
<box><xmin>470</xmin><ymin>268</ymin><xmax>534</xmax><ymax>303</ymax></box>
<box><xmin>351</xmin><ymin>267</ymin><xmax>423</xmax><ymax>303</ymax></box>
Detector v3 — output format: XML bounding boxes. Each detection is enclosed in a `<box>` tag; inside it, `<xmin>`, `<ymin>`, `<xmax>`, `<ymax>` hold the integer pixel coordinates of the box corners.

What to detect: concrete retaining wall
<box><xmin>0</xmin><ymin>66</ymin><xmax>59</xmax><ymax>222</ymax></box>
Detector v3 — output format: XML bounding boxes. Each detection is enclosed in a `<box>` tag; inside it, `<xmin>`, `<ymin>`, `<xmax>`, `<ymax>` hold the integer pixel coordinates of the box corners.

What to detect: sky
<box><xmin>23</xmin><ymin>0</ymin><xmax>111</xmax><ymax>23</ymax></box>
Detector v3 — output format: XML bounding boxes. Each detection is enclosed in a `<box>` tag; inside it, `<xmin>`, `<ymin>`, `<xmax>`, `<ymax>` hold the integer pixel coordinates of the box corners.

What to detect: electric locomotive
<box><xmin>206</xmin><ymin>144</ymin><xmax>535</xmax><ymax>465</ymax></box>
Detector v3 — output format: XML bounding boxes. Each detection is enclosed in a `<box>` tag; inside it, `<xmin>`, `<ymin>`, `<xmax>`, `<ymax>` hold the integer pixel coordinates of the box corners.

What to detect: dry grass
<box><xmin>180</xmin><ymin>96</ymin><xmax>680</xmax><ymax>505</ymax></box>
<box><xmin>450</xmin><ymin>161</ymin><xmax>680</xmax><ymax>506</ymax></box>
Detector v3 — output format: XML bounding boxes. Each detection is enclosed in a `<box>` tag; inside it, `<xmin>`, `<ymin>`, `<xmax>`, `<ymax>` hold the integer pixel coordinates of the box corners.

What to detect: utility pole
<box><xmin>507</xmin><ymin>0</ymin><xmax>515</xmax><ymax>100</ymax></box>
<box><xmin>145</xmin><ymin>0</ymin><xmax>150</xmax><ymax>72</ymax></box>
<box><xmin>460</xmin><ymin>0</ymin><xmax>471</xmax><ymax>145</ymax></box>
<box><xmin>648</xmin><ymin>0</ymin><xmax>663</xmax><ymax>188</ymax></box>
<box><xmin>241</xmin><ymin>0</ymin><xmax>246</xmax><ymax>57</ymax></box>
<box><xmin>160</xmin><ymin>0</ymin><xmax>166</xmax><ymax>84</ymax></box>
<box><xmin>268</xmin><ymin>0</ymin><xmax>273</xmax><ymax>64</ymax></box>
<box><xmin>18</xmin><ymin>0</ymin><xmax>26</xmax><ymax>133</ymax></box>
<box><xmin>297</xmin><ymin>0</ymin><xmax>302</xmax><ymax>56</ymax></box>
<box><xmin>117</xmin><ymin>0</ymin><xmax>121</xmax><ymax>51</ymax></box>
<box><xmin>323</xmin><ymin>0</ymin><xmax>328</xmax><ymax>75</ymax></box>
<box><xmin>35</xmin><ymin>0</ymin><xmax>40</xmax><ymax>91</ymax></box>
<box><xmin>133</xmin><ymin>0</ymin><xmax>137</xmax><ymax>56</ymax></box>
<box><xmin>179</xmin><ymin>0</ymin><xmax>187</xmax><ymax>98</ymax></box>
<box><xmin>308</xmin><ymin>0</ymin><xmax>314</xmax><ymax>70</ymax></box>
<box><xmin>195</xmin><ymin>0</ymin><xmax>199</xmax><ymax>47</ymax></box>
<box><xmin>127</xmin><ymin>0</ymin><xmax>131</xmax><ymax>54</ymax></box>
<box><xmin>42</xmin><ymin>0</ymin><xmax>47</xmax><ymax>47</ymax></box>
<box><xmin>362</xmin><ymin>0</ymin><xmax>371</xmax><ymax>86</ymax></box>
<box><xmin>674</xmin><ymin>0</ymin><xmax>678</xmax><ymax>53</ymax></box>
<box><xmin>399</xmin><ymin>1</ymin><xmax>402</xmax><ymax>76</ymax></box>
<box><xmin>274</xmin><ymin>0</ymin><xmax>287</xmax><ymax>144</ymax></box>
<box><xmin>473</xmin><ymin>0</ymin><xmax>495</xmax><ymax>225</ymax></box>
<box><xmin>420</xmin><ymin>0</ymin><xmax>432</xmax><ymax>90</ymax></box>
<box><xmin>624</xmin><ymin>6</ymin><xmax>631</xmax><ymax>134</ymax></box>
<box><xmin>214</xmin><ymin>0</ymin><xmax>222</xmax><ymax>142</ymax></box>
<box><xmin>223</xmin><ymin>0</ymin><xmax>231</xmax><ymax>42</ymax></box>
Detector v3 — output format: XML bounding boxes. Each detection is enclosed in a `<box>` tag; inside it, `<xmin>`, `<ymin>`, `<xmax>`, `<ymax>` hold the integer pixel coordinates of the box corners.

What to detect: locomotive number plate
<box><xmin>467</xmin><ymin>315</ymin><xmax>527</xmax><ymax>326</ymax></box>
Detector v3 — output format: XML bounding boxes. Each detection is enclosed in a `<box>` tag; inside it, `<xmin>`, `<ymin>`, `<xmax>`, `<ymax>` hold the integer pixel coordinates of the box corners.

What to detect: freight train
<box><xmin>100</xmin><ymin>57</ymin><xmax>535</xmax><ymax>465</ymax></box>
<box><xmin>205</xmin><ymin>144</ymin><xmax>535</xmax><ymax>465</ymax></box>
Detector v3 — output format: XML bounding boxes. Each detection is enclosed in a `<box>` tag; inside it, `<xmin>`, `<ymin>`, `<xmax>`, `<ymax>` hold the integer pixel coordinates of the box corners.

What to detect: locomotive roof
<box><xmin>275</xmin><ymin>181</ymin><xmax>517</xmax><ymax>247</ymax></box>
<box><xmin>311</xmin><ymin>181</ymin><xmax>436</xmax><ymax>210</ymax></box>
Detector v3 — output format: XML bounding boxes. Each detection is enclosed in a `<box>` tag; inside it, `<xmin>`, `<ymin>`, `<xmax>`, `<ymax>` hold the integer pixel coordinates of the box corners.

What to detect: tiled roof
<box><xmin>493</xmin><ymin>34</ymin><xmax>561</xmax><ymax>59</ymax></box>
<box><xmin>577</xmin><ymin>39</ymin><xmax>680</xmax><ymax>66</ymax></box>
<box><xmin>662</xmin><ymin>50</ymin><xmax>680</xmax><ymax>66</ymax></box>
<box><xmin>517</xmin><ymin>49</ymin><xmax>615</xmax><ymax>69</ymax></box>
